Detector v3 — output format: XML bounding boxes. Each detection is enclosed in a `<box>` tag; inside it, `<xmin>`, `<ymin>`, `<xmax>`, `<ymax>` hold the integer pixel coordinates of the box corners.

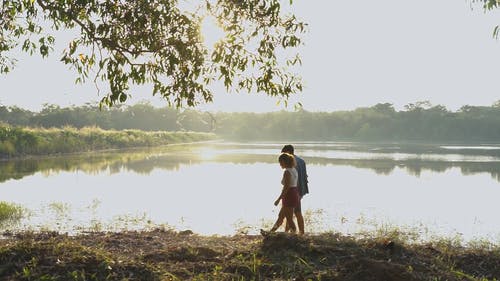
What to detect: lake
<box><xmin>1</xmin><ymin>141</ymin><xmax>500</xmax><ymax>241</ymax></box>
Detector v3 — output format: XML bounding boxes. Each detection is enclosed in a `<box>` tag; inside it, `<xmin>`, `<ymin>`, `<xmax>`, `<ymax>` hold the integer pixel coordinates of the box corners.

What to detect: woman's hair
<box><xmin>278</xmin><ymin>152</ymin><xmax>296</xmax><ymax>168</ymax></box>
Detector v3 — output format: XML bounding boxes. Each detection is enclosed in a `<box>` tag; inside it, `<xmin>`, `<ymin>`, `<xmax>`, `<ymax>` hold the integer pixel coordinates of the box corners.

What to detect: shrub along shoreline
<box><xmin>0</xmin><ymin>125</ymin><xmax>217</xmax><ymax>159</ymax></box>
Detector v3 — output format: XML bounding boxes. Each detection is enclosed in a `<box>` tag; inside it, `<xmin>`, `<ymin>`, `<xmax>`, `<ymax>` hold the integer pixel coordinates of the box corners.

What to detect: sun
<box><xmin>201</xmin><ymin>16</ymin><xmax>226</xmax><ymax>49</ymax></box>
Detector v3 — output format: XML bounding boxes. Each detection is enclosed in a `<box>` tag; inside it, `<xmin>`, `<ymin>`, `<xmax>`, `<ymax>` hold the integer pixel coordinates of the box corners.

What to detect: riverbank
<box><xmin>0</xmin><ymin>229</ymin><xmax>499</xmax><ymax>280</ymax></box>
<box><xmin>0</xmin><ymin>125</ymin><xmax>217</xmax><ymax>159</ymax></box>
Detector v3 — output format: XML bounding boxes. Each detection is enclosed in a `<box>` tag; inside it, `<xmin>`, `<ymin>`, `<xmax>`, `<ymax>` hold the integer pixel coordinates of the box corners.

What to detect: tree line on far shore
<box><xmin>2</xmin><ymin>101</ymin><xmax>500</xmax><ymax>142</ymax></box>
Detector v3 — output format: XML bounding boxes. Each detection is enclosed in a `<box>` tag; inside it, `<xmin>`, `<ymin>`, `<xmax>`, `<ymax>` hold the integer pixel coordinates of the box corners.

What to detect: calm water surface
<box><xmin>1</xmin><ymin>142</ymin><xmax>500</xmax><ymax>241</ymax></box>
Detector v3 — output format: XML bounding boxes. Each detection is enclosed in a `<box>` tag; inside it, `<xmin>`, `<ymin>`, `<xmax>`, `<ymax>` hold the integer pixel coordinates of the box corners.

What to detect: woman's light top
<box><xmin>281</xmin><ymin>167</ymin><xmax>298</xmax><ymax>187</ymax></box>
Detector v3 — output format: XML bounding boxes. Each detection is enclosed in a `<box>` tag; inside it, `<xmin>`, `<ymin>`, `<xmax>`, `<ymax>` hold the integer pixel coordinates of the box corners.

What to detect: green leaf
<box><xmin>119</xmin><ymin>94</ymin><xmax>127</xmax><ymax>103</ymax></box>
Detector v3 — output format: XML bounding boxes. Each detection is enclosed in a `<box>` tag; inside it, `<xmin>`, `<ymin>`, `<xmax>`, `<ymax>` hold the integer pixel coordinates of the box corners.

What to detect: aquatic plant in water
<box><xmin>0</xmin><ymin>201</ymin><xmax>24</xmax><ymax>227</ymax></box>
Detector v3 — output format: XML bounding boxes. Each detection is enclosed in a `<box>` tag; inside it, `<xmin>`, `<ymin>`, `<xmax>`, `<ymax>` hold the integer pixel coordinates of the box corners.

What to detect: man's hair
<box><xmin>281</xmin><ymin>144</ymin><xmax>294</xmax><ymax>154</ymax></box>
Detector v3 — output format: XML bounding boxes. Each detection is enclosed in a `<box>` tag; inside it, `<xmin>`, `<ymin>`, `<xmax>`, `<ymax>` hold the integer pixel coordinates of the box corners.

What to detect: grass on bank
<box><xmin>0</xmin><ymin>125</ymin><xmax>217</xmax><ymax>158</ymax></box>
<box><xmin>1</xmin><ymin>227</ymin><xmax>500</xmax><ymax>281</ymax></box>
<box><xmin>1</xmin><ymin>201</ymin><xmax>499</xmax><ymax>280</ymax></box>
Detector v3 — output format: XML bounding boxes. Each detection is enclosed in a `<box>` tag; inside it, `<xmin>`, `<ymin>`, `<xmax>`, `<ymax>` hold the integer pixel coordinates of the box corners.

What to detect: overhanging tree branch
<box><xmin>1</xmin><ymin>0</ymin><xmax>306</xmax><ymax>108</ymax></box>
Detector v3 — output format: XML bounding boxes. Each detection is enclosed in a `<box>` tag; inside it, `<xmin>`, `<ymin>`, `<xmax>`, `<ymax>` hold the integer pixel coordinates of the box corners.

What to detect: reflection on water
<box><xmin>1</xmin><ymin>142</ymin><xmax>500</xmax><ymax>240</ymax></box>
<box><xmin>2</xmin><ymin>143</ymin><xmax>500</xmax><ymax>183</ymax></box>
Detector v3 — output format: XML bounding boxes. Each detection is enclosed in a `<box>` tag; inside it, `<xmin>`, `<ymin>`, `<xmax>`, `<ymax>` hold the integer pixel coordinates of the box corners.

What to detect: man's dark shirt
<box><xmin>294</xmin><ymin>155</ymin><xmax>309</xmax><ymax>197</ymax></box>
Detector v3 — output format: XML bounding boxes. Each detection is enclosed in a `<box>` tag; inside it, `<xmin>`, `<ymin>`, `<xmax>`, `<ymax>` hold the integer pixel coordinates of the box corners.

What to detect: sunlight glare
<box><xmin>201</xmin><ymin>16</ymin><xmax>225</xmax><ymax>50</ymax></box>
<box><xmin>199</xmin><ymin>148</ymin><xmax>218</xmax><ymax>161</ymax></box>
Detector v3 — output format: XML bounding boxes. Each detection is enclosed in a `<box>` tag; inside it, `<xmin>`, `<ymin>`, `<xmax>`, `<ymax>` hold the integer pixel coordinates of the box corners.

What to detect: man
<box><xmin>281</xmin><ymin>144</ymin><xmax>309</xmax><ymax>235</ymax></box>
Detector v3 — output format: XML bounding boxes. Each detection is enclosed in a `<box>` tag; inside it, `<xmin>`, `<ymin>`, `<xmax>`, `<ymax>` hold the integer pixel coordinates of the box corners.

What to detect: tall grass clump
<box><xmin>0</xmin><ymin>201</ymin><xmax>24</xmax><ymax>225</ymax></box>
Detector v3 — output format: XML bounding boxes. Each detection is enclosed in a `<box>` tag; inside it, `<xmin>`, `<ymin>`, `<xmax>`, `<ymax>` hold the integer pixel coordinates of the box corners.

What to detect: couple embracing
<box><xmin>262</xmin><ymin>144</ymin><xmax>309</xmax><ymax>235</ymax></box>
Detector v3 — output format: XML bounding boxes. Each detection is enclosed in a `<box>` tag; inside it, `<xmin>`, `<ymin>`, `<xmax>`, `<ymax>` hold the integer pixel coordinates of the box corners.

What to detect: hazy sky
<box><xmin>2</xmin><ymin>0</ymin><xmax>500</xmax><ymax>112</ymax></box>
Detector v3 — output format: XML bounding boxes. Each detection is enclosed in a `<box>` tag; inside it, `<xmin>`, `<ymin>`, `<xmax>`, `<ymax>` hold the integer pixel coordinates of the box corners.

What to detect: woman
<box><xmin>263</xmin><ymin>152</ymin><xmax>300</xmax><ymax>234</ymax></box>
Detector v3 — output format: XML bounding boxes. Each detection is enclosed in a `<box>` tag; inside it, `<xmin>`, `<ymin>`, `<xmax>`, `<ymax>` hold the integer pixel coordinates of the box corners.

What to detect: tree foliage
<box><xmin>0</xmin><ymin>0</ymin><xmax>305</xmax><ymax>107</ymax></box>
<box><xmin>472</xmin><ymin>0</ymin><xmax>500</xmax><ymax>38</ymax></box>
<box><xmin>4</xmin><ymin>101</ymin><xmax>500</xmax><ymax>142</ymax></box>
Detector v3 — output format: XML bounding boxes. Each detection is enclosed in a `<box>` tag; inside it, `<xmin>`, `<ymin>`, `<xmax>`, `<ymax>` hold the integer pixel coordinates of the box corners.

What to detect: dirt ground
<box><xmin>0</xmin><ymin>229</ymin><xmax>499</xmax><ymax>280</ymax></box>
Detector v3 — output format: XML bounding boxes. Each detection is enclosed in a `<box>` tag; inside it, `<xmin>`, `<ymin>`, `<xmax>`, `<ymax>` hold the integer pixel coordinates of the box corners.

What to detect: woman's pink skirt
<box><xmin>282</xmin><ymin>187</ymin><xmax>300</xmax><ymax>208</ymax></box>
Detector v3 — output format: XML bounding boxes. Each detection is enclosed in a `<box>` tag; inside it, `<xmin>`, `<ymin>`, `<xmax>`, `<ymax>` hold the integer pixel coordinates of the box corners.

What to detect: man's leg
<box><xmin>294</xmin><ymin>200</ymin><xmax>305</xmax><ymax>235</ymax></box>
<box><xmin>284</xmin><ymin>207</ymin><xmax>296</xmax><ymax>233</ymax></box>
<box><xmin>284</xmin><ymin>216</ymin><xmax>294</xmax><ymax>232</ymax></box>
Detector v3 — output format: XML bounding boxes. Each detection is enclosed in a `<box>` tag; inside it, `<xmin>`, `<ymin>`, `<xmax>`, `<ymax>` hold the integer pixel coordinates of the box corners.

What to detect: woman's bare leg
<box><xmin>270</xmin><ymin>207</ymin><xmax>286</xmax><ymax>232</ymax></box>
